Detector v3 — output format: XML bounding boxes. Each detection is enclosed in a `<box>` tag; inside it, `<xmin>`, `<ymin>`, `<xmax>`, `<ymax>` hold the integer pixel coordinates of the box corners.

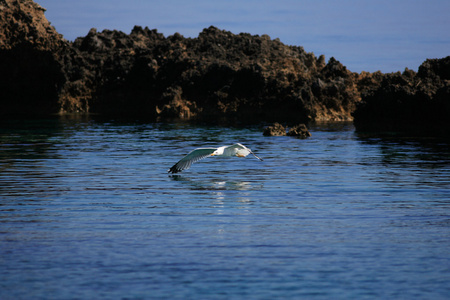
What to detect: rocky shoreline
<box><xmin>353</xmin><ymin>57</ymin><xmax>450</xmax><ymax>135</ymax></box>
<box><xmin>1</xmin><ymin>0</ymin><xmax>449</xmax><ymax>134</ymax></box>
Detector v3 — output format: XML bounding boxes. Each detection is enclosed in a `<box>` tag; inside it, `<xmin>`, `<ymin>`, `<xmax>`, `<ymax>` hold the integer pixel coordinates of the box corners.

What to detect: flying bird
<box><xmin>168</xmin><ymin>143</ymin><xmax>263</xmax><ymax>173</ymax></box>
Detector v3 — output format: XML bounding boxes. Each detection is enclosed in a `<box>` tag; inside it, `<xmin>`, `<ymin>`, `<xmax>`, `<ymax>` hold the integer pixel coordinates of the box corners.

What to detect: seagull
<box><xmin>168</xmin><ymin>143</ymin><xmax>263</xmax><ymax>173</ymax></box>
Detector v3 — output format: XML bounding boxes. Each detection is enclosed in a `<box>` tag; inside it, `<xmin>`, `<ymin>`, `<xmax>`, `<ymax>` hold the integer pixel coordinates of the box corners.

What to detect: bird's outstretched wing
<box><xmin>168</xmin><ymin>148</ymin><xmax>216</xmax><ymax>173</ymax></box>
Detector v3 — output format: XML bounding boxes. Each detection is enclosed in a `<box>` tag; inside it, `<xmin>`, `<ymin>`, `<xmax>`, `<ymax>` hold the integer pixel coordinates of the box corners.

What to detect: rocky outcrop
<box><xmin>1</xmin><ymin>0</ymin><xmax>448</xmax><ymax>135</ymax></box>
<box><xmin>353</xmin><ymin>57</ymin><xmax>450</xmax><ymax>135</ymax></box>
<box><xmin>0</xmin><ymin>0</ymin><xmax>362</xmax><ymax>122</ymax></box>
<box><xmin>0</xmin><ymin>0</ymin><xmax>68</xmax><ymax>115</ymax></box>
<box><xmin>62</xmin><ymin>25</ymin><xmax>360</xmax><ymax>123</ymax></box>
<box><xmin>286</xmin><ymin>124</ymin><xmax>311</xmax><ymax>138</ymax></box>
<box><xmin>263</xmin><ymin>122</ymin><xmax>311</xmax><ymax>137</ymax></box>
<box><xmin>0</xmin><ymin>0</ymin><xmax>64</xmax><ymax>50</ymax></box>
<box><xmin>263</xmin><ymin>123</ymin><xmax>287</xmax><ymax>136</ymax></box>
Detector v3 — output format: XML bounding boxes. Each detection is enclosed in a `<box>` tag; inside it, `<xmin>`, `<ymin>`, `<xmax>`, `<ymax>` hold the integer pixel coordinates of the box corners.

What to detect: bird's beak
<box><xmin>210</xmin><ymin>153</ymin><xmax>215</xmax><ymax>156</ymax></box>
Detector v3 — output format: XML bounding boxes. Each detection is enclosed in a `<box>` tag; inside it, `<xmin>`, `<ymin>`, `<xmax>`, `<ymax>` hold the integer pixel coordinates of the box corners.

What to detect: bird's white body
<box><xmin>168</xmin><ymin>143</ymin><xmax>262</xmax><ymax>173</ymax></box>
<box><xmin>214</xmin><ymin>145</ymin><xmax>249</xmax><ymax>157</ymax></box>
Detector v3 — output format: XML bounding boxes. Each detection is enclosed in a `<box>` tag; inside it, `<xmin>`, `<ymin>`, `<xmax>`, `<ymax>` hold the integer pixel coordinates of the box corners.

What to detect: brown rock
<box><xmin>0</xmin><ymin>0</ymin><xmax>64</xmax><ymax>51</ymax></box>
<box><xmin>287</xmin><ymin>124</ymin><xmax>311</xmax><ymax>138</ymax></box>
<box><xmin>263</xmin><ymin>123</ymin><xmax>286</xmax><ymax>136</ymax></box>
<box><xmin>3</xmin><ymin>0</ymin><xmax>447</xmax><ymax>134</ymax></box>
<box><xmin>156</xmin><ymin>86</ymin><xmax>199</xmax><ymax>119</ymax></box>
<box><xmin>353</xmin><ymin>56</ymin><xmax>450</xmax><ymax>135</ymax></box>
<box><xmin>0</xmin><ymin>0</ymin><xmax>67</xmax><ymax>115</ymax></box>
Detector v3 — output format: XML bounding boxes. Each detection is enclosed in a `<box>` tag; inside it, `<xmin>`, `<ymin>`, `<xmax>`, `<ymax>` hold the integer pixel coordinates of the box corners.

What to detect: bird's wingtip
<box><xmin>168</xmin><ymin>166</ymin><xmax>179</xmax><ymax>174</ymax></box>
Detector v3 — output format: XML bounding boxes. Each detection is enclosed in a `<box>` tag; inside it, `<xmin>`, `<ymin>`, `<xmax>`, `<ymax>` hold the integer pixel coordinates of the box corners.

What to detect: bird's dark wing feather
<box><xmin>168</xmin><ymin>148</ymin><xmax>216</xmax><ymax>173</ymax></box>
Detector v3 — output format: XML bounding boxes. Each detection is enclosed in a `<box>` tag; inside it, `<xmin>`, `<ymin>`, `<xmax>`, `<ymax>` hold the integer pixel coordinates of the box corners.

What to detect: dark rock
<box><xmin>63</xmin><ymin>23</ymin><xmax>365</xmax><ymax>123</ymax></box>
<box><xmin>263</xmin><ymin>123</ymin><xmax>286</xmax><ymax>136</ymax></box>
<box><xmin>0</xmin><ymin>0</ymin><xmax>64</xmax><ymax>51</ymax></box>
<box><xmin>287</xmin><ymin>124</ymin><xmax>311</xmax><ymax>138</ymax></box>
<box><xmin>353</xmin><ymin>56</ymin><xmax>450</xmax><ymax>136</ymax></box>
<box><xmin>0</xmin><ymin>1</ymin><xmax>362</xmax><ymax>122</ymax></box>
<box><xmin>418</xmin><ymin>57</ymin><xmax>450</xmax><ymax>80</ymax></box>
<box><xmin>1</xmin><ymin>0</ymin><xmax>365</xmax><ymax>123</ymax></box>
<box><xmin>0</xmin><ymin>0</ymin><xmax>66</xmax><ymax>116</ymax></box>
<box><xmin>263</xmin><ymin>123</ymin><xmax>311</xmax><ymax>138</ymax></box>
<box><xmin>2</xmin><ymin>0</ymin><xmax>448</xmax><ymax>134</ymax></box>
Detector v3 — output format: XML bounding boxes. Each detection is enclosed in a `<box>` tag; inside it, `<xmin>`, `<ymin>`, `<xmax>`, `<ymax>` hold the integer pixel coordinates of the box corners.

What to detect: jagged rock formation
<box><xmin>353</xmin><ymin>57</ymin><xmax>450</xmax><ymax>135</ymax></box>
<box><xmin>63</xmin><ymin>26</ymin><xmax>359</xmax><ymax>123</ymax></box>
<box><xmin>1</xmin><ymin>0</ymin><xmax>449</xmax><ymax>135</ymax></box>
<box><xmin>0</xmin><ymin>0</ymin><xmax>66</xmax><ymax>115</ymax></box>
<box><xmin>263</xmin><ymin>123</ymin><xmax>287</xmax><ymax>136</ymax></box>
<box><xmin>0</xmin><ymin>0</ymin><xmax>63</xmax><ymax>50</ymax></box>
<box><xmin>263</xmin><ymin>123</ymin><xmax>311</xmax><ymax>137</ymax></box>
<box><xmin>0</xmin><ymin>0</ymin><xmax>360</xmax><ymax>123</ymax></box>
<box><xmin>286</xmin><ymin>124</ymin><xmax>311</xmax><ymax>138</ymax></box>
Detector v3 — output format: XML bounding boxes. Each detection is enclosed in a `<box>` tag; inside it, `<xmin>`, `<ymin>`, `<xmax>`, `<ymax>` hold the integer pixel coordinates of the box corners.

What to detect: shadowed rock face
<box><xmin>0</xmin><ymin>0</ymin><xmax>66</xmax><ymax>115</ymax></box>
<box><xmin>0</xmin><ymin>45</ymin><xmax>65</xmax><ymax>115</ymax></box>
<box><xmin>353</xmin><ymin>57</ymin><xmax>450</xmax><ymax>135</ymax></box>
<box><xmin>0</xmin><ymin>0</ymin><xmax>360</xmax><ymax>122</ymax></box>
<box><xmin>1</xmin><ymin>0</ymin><xmax>449</xmax><ymax>134</ymax></box>
<box><xmin>64</xmin><ymin>26</ymin><xmax>360</xmax><ymax>124</ymax></box>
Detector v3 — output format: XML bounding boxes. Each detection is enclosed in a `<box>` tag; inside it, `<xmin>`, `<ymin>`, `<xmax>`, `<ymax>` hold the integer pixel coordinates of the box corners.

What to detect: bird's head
<box><xmin>211</xmin><ymin>147</ymin><xmax>225</xmax><ymax>156</ymax></box>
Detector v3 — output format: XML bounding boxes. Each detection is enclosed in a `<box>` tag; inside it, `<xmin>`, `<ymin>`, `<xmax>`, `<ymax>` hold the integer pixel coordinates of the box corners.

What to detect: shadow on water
<box><xmin>0</xmin><ymin>116</ymin><xmax>100</xmax><ymax>198</ymax></box>
<box><xmin>355</xmin><ymin>132</ymin><xmax>450</xmax><ymax>167</ymax></box>
<box><xmin>355</xmin><ymin>131</ymin><xmax>450</xmax><ymax>195</ymax></box>
<box><xmin>0</xmin><ymin>118</ymin><xmax>64</xmax><ymax>194</ymax></box>
<box><xmin>309</xmin><ymin>121</ymin><xmax>355</xmax><ymax>132</ymax></box>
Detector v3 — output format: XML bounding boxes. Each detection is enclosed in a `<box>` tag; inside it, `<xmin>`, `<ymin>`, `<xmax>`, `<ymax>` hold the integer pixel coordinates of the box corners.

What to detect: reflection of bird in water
<box><xmin>170</xmin><ymin>176</ymin><xmax>254</xmax><ymax>191</ymax></box>
<box><xmin>168</xmin><ymin>143</ymin><xmax>263</xmax><ymax>173</ymax></box>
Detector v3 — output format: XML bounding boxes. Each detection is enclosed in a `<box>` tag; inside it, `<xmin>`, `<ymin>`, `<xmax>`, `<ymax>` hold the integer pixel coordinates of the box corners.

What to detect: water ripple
<box><xmin>0</xmin><ymin>119</ymin><xmax>449</xmax><ymax>299</ymax></box>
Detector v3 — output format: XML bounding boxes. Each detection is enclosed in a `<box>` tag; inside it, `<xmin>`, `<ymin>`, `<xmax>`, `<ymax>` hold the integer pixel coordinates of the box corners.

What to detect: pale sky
<box><xmin>37</xmin><ymin>0</ymin><xmax>450</xmax><ymax>73</ymax></box>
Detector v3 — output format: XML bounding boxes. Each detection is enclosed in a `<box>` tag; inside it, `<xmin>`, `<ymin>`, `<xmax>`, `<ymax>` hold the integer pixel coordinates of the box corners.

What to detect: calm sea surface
<box><xmin>1</xmin><ymin>118</ymin><xmax>449</xmax><ymax>299</ymax></box>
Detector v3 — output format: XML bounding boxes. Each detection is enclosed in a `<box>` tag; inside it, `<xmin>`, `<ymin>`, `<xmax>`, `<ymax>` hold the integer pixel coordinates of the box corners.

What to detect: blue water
<box><xmin>1</xmin><ymin>118</ymin><xmax>449</xmax><ymax>299</ymax></box>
